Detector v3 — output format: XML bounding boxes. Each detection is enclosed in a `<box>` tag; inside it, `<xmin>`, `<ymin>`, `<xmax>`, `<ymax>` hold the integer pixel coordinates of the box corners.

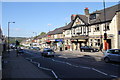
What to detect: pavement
<box><xmin>56</xmin><ymin>50</ymin><xmax>104</xmax><ymax>57</ymax></box>
<box><xmin>2</xmin><ymin>49</ymin><xmax>51</xmax><ymax>79</ymax></box>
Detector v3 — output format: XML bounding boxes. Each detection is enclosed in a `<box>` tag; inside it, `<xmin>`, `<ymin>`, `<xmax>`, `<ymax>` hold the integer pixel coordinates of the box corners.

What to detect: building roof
<box><xmin>89</xmin><ymin>4</ymin><xmax>120</xmax><ymax>24</ymax></box>
<box><xmin>37</xmin><ymin>34</ymin><xmax>47</xmax><ymax>39</ymax></box>
<box><xmin>63</xmin><ymin>21</ymin><xmax>74</xmax><ymax>30</ymax></box>
<box><xmin>77</xmin><ymin>15</ymin><xmax>88</xmax><ymax>24</ymax></box>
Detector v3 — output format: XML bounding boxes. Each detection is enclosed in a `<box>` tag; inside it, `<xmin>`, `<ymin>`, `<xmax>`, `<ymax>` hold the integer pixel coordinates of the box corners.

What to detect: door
<box><xmin>107</xmin><ymin>39</ymin><xmax>111</xmax><ymax>49</ymax></box>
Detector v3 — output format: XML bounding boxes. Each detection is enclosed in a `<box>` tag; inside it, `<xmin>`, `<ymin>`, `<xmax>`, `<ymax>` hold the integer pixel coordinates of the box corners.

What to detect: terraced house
<box><xmin>45</xmin><ymin>27</ymin><xmax>65</xmax><ymax>51</ymax></box>
<box><xmin>25</xmin><ymin>4</ymin><xmax>120</xmax><ymax>51</ymax></box>
<box><xmin>63</xmin><ymin>4</ymin><xmax>120</xmax><ymax>51</ymax></box>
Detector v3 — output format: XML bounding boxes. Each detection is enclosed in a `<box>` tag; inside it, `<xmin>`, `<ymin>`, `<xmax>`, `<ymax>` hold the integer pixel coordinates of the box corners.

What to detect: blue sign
<box><xmin>55</xmin><ymin>39</ymin><xmax>63</xmax><ymax>42</ymax></box>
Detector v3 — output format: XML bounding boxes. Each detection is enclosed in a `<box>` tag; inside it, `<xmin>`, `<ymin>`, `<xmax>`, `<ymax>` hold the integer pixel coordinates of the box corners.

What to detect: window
<box><xmin>90</xmin><ymin>39</ymin><xmax>92</xmax><ymax>41</ymax></box>
<box><xmin>94</xmin><ymin>39</ymin><xmax>100</xmax><ymax>46</ymax></box>
<box><xmin>66</xmin><ymin>30</ymin><xmax>70</xmax><ymax>35</ymax></box>
<box><xmin>103</xmin><ymin>23</ymin><xmax>110</xmax><ymax>31</ymax></box>
<box><xmin>83</xmin><ymin>26</ymin><xmax>86</xmax><ymax>34</ymax></box>
<box><xmin>94</xmin><ymin>25</ymin><xmax>100</xmax><ymax>32</ymax></box>
<box><xmin>90</xmin><ymin>14</ymin><xmax>96</xmax><ymax>20</ymax></box>
<box><xmin>107</xmin><ymin>26</ymin><xmax>110</xmax><ymax>30</ymax></box>
<box><xmin>88</xmin><ymin>26</ymin><xmax>91</xmax><ymax>32</ymax></box>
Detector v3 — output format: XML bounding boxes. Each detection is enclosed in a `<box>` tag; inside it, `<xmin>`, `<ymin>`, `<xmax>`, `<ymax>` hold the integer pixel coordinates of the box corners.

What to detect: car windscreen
<box><xmin>109</xmin><ymin>50</ymin><xmax>120</xmax><ymax>54</ymax></box>
<box><xmin>44</xmin><ymin>49</ymin><xmax>53</xmax><ymax>52</ymax></box>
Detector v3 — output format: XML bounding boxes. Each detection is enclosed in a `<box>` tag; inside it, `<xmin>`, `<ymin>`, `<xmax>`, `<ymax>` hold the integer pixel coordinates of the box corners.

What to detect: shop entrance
<box><xmin>107</xmin><ymin>39</ymin><xmax>111</xmax><ymax>49</ymax></box>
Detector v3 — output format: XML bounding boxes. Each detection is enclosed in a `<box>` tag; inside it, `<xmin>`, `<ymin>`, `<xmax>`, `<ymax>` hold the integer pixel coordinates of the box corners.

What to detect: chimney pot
<box><xmin>71</xmin><ymin>14</ymin><xmax>76</xmax><ymax>21</ymax></box>
<box><xmin>84</xmin><ymin>7</ymin><xmax>89</xmax><ymax>15</ymax></box>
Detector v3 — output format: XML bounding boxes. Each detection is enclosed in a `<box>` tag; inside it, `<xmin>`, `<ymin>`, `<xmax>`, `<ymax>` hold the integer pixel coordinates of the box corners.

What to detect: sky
<box><xmin>1</xmin><ymin>2</ymin><xmax>119</xmax><ymax>37</ymax></box>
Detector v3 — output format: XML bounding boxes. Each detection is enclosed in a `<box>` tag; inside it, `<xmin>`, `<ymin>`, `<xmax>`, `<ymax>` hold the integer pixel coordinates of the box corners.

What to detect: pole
<box><xmin>8</xmin><ymin>22</ymin><xmax>10</xmax><ymax>53</ymax></box>
<box><xmin>7</xmin><ymin>22</ymin><xmax>15</xmax><ymax>53</ymax></box>
<box><xmin>103</xmin><ymin>0</ymin><xmax>107</xmax><ymax>51</ymax></box>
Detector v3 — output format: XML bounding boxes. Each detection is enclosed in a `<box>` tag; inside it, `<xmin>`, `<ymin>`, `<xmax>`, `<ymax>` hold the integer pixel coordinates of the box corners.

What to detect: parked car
<box><xmin>41</xmin><ymin>48</ymin><xmax>55</xmax><ymax>57</ymax></box>
<box><xmin>33</xmin><ymin>47</ymin><xmax>40</xmax><ymax>51</ymax></box>
<box><xmin>80</xmin><ymin>46</ymin><xmax>99</xmax><ymax>52</ymax></box>
<box><xmin>103</xmin><ymin>49</ymin><xmax>120</xmax><ymax>63</ymax></box>
<box><xmin>17</xmin><ymin>47</ymin><xmax>24</xmax><ymax>53</ymax></box>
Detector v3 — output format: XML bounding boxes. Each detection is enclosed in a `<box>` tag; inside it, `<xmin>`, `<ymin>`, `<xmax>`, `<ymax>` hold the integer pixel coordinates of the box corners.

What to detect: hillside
<box><xmin>6</xmin><ymin>37</ymin><xmax>27</xmax><ymax>44</ymax></box>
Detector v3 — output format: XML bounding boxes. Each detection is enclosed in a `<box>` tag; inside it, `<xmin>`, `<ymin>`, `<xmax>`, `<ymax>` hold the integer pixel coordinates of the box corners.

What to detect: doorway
<box><xmin>107</xmin><ymin>39</ymin><xmax>111</xmax><ymax>49</ymax></box>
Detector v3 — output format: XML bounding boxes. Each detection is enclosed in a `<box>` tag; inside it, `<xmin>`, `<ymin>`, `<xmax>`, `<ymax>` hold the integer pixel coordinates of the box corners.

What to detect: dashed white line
<box><xmin>51</xmin><ymin>59</ymin><xmax>119</xmax><ymax>78</ymax></box>
<box><xmin>109</xmin><ymin>75</ymin><xmax>118</xmax><ymax>78</ymax></box>
<box><xmin>111</xmin><ymin>64</ymin><xmax>119</xmax><ymax>67</ymax></box>
<box><xmin>91</xmin><ymin>68</ymin><xmax>108</xmax><ymax>76</ymax></box>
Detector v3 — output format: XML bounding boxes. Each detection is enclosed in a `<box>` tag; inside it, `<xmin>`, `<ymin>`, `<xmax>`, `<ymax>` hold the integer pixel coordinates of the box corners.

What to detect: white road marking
<box><xmin>25</xmin><ymin>57</ymin><xmax>58</xmax><ymax>79</ymax></box>
<box><xmin>52</xmin><ymin>70</ymin><xmax>58</xmax><ymax>78</ymax></box>
<box><xmin>51</xmin><ymin>59</ymin><xmax>119</xmax><ymax>78</ymax></box>
<box><xmin>109</xmin><ymin>75</ymin><xmax>118</xmax><ymax>78</ymax></box>
<box><xmin>25</xmin><ymin>51</ymin><xmax>119</xmax><ymax>78</ymax></box>
<box><xmin>111</xmin><ymin>64</ymin><xmax>119</xmax><ymax>67</ymax></box>
<box><xmin>91</xmin><ymin>68</ymin><xmax>108</xmax><ymax>76</ymax></box>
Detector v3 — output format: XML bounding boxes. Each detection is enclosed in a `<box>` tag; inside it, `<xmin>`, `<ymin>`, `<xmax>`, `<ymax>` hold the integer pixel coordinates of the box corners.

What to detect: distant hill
<box><xmin>6</xmin><ymin>37</ymin><xmax>27</xmax><ymax>44</ymax></box>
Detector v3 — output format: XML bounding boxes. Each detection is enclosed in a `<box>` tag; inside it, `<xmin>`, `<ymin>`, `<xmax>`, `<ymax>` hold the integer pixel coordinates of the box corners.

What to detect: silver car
<box><xmin>103</xmin><ymin>49</ymin><xmax>120</xmax><ymax>63</ymax></box>
<box><xmin>41</xmin><ymin>48</ymin><xmax>55</xmax><ymax>57</ymax></box>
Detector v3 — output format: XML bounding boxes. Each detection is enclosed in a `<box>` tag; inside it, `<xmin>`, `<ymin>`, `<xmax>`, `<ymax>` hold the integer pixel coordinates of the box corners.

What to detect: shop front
<box><xmin>71</xmin><ymin>36</ymin><xmax>88</xmax><ymax>51</ymax></box>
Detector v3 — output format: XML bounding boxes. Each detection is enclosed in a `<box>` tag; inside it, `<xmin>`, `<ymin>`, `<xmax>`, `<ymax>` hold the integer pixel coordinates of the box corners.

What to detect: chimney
<box><xmin>84</xmin><ymin>7</ymin><xmax>89</xmax><ymax>15</ymax></box>
<box><xmin>71</xmin><ymin>14</ymin><xmax>76</xmax><ymax>21</ymax></box>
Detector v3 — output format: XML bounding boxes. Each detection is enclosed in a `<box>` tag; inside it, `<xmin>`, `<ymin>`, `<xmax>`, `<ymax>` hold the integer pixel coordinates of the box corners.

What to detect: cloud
<box><xmin>11</xmin><ymin>28</ymin><xmax>21</xmax><ymax>31</ymax></box>
<box><xmin>47</xmin><ymin>24</ymin><xmax>52</xmax><ymax>26</ymax></box>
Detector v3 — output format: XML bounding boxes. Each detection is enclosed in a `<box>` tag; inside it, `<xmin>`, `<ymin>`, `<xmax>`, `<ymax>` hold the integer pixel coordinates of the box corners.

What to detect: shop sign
<box><xmin>50</xmin><ymin>39</ymin><xmax>55</xmax><ymax>41</ymax></box>
<box><xmin>47</xmin><ymin>35</ymin><xmax>51</xmax><ymax>37</ymax></box>
<box><xmin>55</xmin><ymin>39</ymin><xmax>63</xmax><ymax>42</ymax></box>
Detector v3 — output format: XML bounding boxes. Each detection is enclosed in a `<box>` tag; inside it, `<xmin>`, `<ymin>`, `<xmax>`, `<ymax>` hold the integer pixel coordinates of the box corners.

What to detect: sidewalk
<box><xmin>2</xmin><ymin>50</ymin><xmax>51</xmax><ymax>79</ymax></box>
<box><xmin>56</xmin><ymin>50</ymin><xmax>104</xmax><ymax>57</ymax></box>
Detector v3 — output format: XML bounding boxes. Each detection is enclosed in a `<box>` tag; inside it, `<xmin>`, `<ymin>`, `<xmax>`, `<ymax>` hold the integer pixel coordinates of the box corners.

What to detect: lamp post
<box><xmin>33</xmin><ymin>32</ymin><xmax>37</xmax><ymax>37</ymax></box>
<box><xmin>8</xmin><ymin>22</ymin><xmax>15</xmax><ymax>53</ymax></box>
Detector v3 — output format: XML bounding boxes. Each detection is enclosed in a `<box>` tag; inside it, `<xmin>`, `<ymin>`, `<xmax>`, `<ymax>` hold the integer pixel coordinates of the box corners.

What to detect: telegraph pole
<box><xmin>103</xmin><ymin>0</ymin><xmax>107</xmax><ymax>51</ymax></box>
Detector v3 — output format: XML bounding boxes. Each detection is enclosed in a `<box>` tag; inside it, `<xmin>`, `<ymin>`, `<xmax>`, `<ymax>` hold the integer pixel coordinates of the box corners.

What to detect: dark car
<box><xmin>33</xmin><ymin>47</ymin><xmax>40</xmax><ymax>51</ymax></box>
<box><xmin>103</xmin><ymin>49</ymin><xmax>120</xmax><ymax>63</ymax></box>
<box><xmin>41</xmin><ymin>48</ymin><xmax>55</xmax><ymax>57</ymax></box>
<box><xmin>80</xmin><ymin>46</ymin><xmax>99</xmax><ymax>52</ymax></box>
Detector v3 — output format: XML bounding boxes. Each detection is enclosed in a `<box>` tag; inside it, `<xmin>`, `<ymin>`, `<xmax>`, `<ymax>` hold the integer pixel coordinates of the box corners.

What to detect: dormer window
<box><xmin>90</xmin><ymin>14</ymin><xmax>96</xmax><ymax>20</ymax></box>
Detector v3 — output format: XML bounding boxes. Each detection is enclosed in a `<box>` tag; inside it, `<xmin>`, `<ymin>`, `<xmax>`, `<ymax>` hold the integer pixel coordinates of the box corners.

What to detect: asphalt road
<box><xmin>22</xmin><ymin>49</ymin><xmax>120</xmax><ymax>79</ymax></box>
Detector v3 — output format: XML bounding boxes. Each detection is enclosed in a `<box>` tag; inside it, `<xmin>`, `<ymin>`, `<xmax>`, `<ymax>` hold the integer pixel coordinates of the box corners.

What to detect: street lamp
<box><xmin>8</xmin><ymin>22</ymin><xmax>15</xmax><ymax>53</ymax></box>
<box><xmin>33</xmin><ymin>32</ymin><xmax>37</xmax><ymax>37</ymax></box>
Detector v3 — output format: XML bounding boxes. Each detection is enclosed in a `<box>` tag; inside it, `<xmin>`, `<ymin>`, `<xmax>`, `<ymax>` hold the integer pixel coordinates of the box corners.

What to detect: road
<box><xmin>22</xmin><ymin>49</ymin><xmax>120</xmax><ymax>79</ymax></box>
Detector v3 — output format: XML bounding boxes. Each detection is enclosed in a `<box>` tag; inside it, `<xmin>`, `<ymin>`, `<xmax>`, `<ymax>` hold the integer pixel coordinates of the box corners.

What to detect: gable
<box><xmin>72</xmin><ymin>17</ymin><xmax>85</xmax><ymax>28</ymax></box>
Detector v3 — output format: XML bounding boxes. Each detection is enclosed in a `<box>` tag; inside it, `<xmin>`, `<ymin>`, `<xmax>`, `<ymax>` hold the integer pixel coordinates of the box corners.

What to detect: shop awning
<box><xmin>78</xmin><ymin>39</ymin><xmax>86</xmax><ymax>41</ymax></box>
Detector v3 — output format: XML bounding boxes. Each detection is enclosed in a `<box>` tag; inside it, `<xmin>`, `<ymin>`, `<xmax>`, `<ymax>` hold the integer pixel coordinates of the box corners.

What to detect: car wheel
<box><xmin>90</xmin><ymin>50</ymin><xmax>93</xmax><ymax>52</ymax></box>
<box><xmin>104</xmin><ymin>57</ymin><xmax>110</xmax><ymax>63</ymax></box>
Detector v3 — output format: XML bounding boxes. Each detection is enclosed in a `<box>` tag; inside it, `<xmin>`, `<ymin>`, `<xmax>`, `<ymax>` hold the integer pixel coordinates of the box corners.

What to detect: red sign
<box><xmin>48</xmin><ymin>35</ymin><xmax>51</xmax><ymax>37</ymax></box>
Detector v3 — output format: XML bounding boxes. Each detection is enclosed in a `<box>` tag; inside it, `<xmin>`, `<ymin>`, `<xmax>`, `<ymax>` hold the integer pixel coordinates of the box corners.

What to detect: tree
<box><xmin>39</xmin><ymin>32</ymin><xmax>46</xmax><ymax>36</ymax></box>
<box><xmin>34</xmin><ymin>32</ymin><xmax>46</xmax><ymax>39</ymax></box>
